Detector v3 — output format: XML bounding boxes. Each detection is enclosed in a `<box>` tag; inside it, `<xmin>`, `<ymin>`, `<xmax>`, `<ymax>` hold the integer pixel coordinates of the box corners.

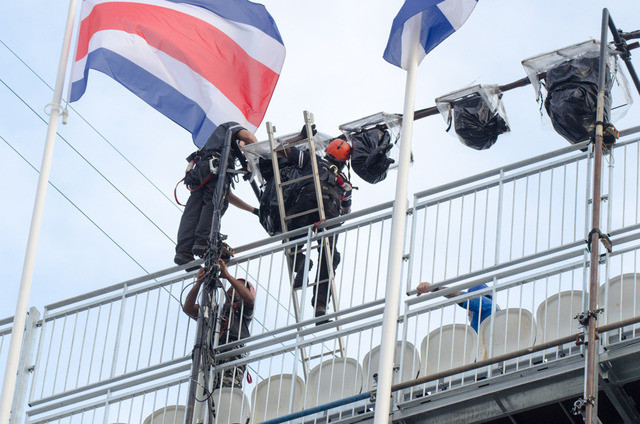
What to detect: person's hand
<box><xmin>218</xmin><ymin>259</ymin><xmax>231</xmax><ymax>279</ymax></box>
<box><xmin>416</xmin><ymin>282</ymin><xmax>433</xmax><ymax>296</ymax></box>
<box><xmin>299</xmin><ymin>123</ymin><xmax>317</xmax><ymax>139</ymax></box>
<box><xmin>196</xmin><ymin>267</ymin><xmax>206</xmax><ymax>284</ymax></box>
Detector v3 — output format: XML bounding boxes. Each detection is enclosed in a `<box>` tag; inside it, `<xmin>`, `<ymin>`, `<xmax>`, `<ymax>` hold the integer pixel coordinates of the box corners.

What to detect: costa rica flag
<box><xmin>68</xmin><ymin>0</ymin><xmax>286</xmax><ymax>147</ymax></box>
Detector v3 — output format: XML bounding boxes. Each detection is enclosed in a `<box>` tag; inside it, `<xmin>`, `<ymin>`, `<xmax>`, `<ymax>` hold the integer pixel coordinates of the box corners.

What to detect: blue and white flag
<box><xmin>383</xmin><ymin>0</ymin><xmax>478</xmax><ymax>70</ymax></box>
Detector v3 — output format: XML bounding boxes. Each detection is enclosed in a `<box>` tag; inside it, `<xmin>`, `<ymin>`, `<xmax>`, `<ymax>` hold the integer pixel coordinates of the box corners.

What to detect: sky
<box><xmin>1</xmin><ymin>0</ymin><xmax>640</xmax><ymax>321</ymax></box>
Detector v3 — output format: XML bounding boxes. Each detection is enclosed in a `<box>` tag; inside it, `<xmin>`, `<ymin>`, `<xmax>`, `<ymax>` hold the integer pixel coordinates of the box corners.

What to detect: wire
<box><xmin>0</xmin><ymin>39</ymin><xmax>183</xmax><ymax>213</ymax></box>
<box><xmin>1</xmin><ymin>133</ymin><xmax>184</xmax><ymax>305</ymax></box>
<box><xmin>1</xmin><ymin>134</ymin><xmax>149</xmax><ymax>273</ymax></box>
<box><xmin>0</xmin><ymin>75</ymin><xmax>177</xmax><ymax>246</ymax></box>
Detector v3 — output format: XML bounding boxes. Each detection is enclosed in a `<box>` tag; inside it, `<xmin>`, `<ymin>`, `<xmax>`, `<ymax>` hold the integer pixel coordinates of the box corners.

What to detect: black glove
<box><xmin>186</xmin><ymin>151</ymin><xmax>199</xmax><ymax>162</ymax></box>
<box><xmin>299</xmin><ymin>123</ymin><xmax>317</xmax><ymax>140</ymax></box>
<box><xmin>252</xmin><ymin>207</ymin><xmax>260</xmax><ymax>216</ymax></box>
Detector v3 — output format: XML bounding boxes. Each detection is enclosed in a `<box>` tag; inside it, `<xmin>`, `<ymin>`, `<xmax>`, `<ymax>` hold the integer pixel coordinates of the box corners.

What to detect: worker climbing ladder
<box><xmin>266</xmin><ymin>111</ymin><xmax>346</xmax><ymax>368</ymax></box>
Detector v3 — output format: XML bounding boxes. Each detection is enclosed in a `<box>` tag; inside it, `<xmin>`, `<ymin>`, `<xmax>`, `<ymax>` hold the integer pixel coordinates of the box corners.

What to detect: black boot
<box><xmin>314</xmin><ymin>303</ymin><xmax>331</xmax><ymax>326</ymax></box>
<box><xmin>293</xmin><ymin>260</ymin><xmax>313</xmax><ymax>289</ymax></box>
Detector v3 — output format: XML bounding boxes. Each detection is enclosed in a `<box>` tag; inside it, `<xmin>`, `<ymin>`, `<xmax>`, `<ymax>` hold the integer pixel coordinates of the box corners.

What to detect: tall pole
<box><xmin>0</xmin><ymin>1</ymin><xmax>78</xmax><ymax>422</ymax></box>
<box><xmin>584</xmin><ymin>9</ymin><xmax>610</xmax><ymax>424</ymax></box>
<box><xmin>373</xmin><ymin>25</ymin><xmax>419</xmax><ymax>424</ymax></box>
<box><xmin>185</xmin><ymin>128</ymin><xmax>234</xmax><ymax>424</ymax></box>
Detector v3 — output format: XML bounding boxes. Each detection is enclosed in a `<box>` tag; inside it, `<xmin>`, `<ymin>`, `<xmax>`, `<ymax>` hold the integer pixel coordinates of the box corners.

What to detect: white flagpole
<box><xmin>0</xmin><ymin>1</ymin><xmax>78</xmax><ymax>421</ymax></box>
<box><xmin>373</xmin><ymin>24</ymin><xmax>420</xmax><ymax>424</ymax></box>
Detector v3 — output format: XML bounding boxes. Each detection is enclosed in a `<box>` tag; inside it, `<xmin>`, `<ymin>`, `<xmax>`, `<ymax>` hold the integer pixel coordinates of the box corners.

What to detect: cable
<box><xmin>1</xmin><ymin>133</ymin><xmax>183</xmax><ymax>305</ymax></box>
<box><xmin>1</xmin><ymin>134</ymin><xmax>149</xmax><ymax>273</ymax></box>
<box><xmin>0</xmin><ymin>39</ymin><xmax>183</xmax><ymax>213</ymax></box>
<box><xmin>0</xmin><ymin>75</ymin><xmax>177</xmax><ymax>246</ymax></box>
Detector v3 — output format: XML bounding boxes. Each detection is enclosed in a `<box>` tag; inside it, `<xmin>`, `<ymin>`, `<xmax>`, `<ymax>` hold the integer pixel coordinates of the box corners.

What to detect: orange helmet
<box><xmin>325</xmin><ymin>138</ymin><xmax>351</xmax><ymax>163</ymax></box>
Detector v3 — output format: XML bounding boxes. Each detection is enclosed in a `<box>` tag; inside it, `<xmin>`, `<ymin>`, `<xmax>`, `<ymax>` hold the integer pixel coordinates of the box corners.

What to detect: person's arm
<box><xmin>219</xmin><ymin>259</ymin><xmax>255</xmax><ymax>308</ymax></box>
<box><xmin>235</xmin><ymin>129</ymin><xmax>258</xmax><ymax>147</ymax></box>
<box><xmin>416</xmin><ymin>282</ymin><xmax>463</xmax><ymax>298</ymax></box>
<box><xmin>228</xmin><ymin>190</ymin><xmax>259</xmax><ymax>215</ymax></box>
<box><xmin>183</xmin><ymin>268</ymin><xmax>205</xmax><ymax>318</ymax></box>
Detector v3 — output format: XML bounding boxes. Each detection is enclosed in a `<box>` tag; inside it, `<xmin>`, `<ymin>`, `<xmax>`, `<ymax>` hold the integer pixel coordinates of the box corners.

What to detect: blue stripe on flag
<box><xmin>383</xmin><ymin>0</ymin><xmax>478</xmax><ymax>69</ymax></box>
<box><xmin>70</xmin><ymin>48</ymin><xmax>216</xmax><ymax>147</ymax></box>
<box><xmin>167</xmin><ymin>0</ymin><xmax>284</xmax><ymax>44</ymax></box>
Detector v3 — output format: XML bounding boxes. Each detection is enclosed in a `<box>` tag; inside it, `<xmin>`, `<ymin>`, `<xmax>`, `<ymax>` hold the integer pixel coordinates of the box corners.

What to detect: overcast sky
<box><xmin>1</xmin><ymin>0</ymin><xmax>639</xmax><ymax>319</ymax></box>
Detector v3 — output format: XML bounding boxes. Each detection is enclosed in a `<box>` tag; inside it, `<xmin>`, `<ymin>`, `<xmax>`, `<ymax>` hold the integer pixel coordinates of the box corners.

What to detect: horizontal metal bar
<box><xmin>220</xmin><ymin>296</ymin><xmax>386</xmax><ymax>351</ymax></box>
<box><xmin>255</xmin><ymin>312</ymin><xmax>640</xmax><ymax>424</ymax></box>
<box><xmin>405</xmin><ymin>257</ymin><xmax>586</xmax><ymax>317</ymax></box>
<box><xmin>29</xmin><ymin>355</ymin><xmax>190</xmax><ymax>407</ymax></box>
<box><xmin>27</xmin><ymin>363</ymin><xmax>191</xmax><ymax>418</ymax></box>
<box><xmin>43</xmin><ymin>266</ymin><xmax>185</xmax><ymax>312</ymax></box>
<box><xmin>391</xmin><ymin>314</ymin><xmax>640</xmax><ymax>393</ymax></box>
<box><xmin>413</xmin><ymin>142</ymin><xmax>589</xmax><ymax>200</ymax></box>
<box><xmin>234</xmin><ymin>200</ymin><xmax>394</xmax><ymax>254</ymax></box>
<box><xmin>619</xmin><ymin>126</ymin><xmax>640</xmax><ymax>138</ymax></box>
<box><xmin>260</xmin><ymin>392</ymin><xmax>372</xmax><ymax>424</ymax></box>
<box><xmin>40</xmin><ymin>273</ymin><xmax>194</xmax><ymax>322</ymax></box>
<box><xmin>415</xmin><ymin>152</ymin><xmax>587</xmax><ymax>209</ymax></box>
<box><xmin>217</xmin><ymin>305</ymin><xmax>386</xmax><ymax>362</ymax></box>
<box><xmin>404</xmin><ymin>241</ymin><xmax>586</xmax><ymax>302</ymax></box>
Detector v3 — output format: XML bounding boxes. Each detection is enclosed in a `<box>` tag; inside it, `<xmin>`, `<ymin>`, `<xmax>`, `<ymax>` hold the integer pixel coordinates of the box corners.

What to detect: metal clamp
<box><xmin>208</xmin><ymin>156</ymin><xmax>220</xmax><ymax>174</ymax></box>
<box><xmin>574</xmin><ymin>308</ymin><xmax>604</xmax><ymax>327</ymax></box>
<box><xmin>586</xmin><ymin>228</ymin><xmax>612</xmax><ymax>253</ymax></box>
<box><xmin>570</xmin><ymin>396</ymin><xmax>595</xmax><ymax>416</ymax></box>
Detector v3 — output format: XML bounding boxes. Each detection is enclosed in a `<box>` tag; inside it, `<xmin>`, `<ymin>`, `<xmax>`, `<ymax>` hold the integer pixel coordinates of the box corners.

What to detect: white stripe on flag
<box><xmin>399</xmin><ymin>13</ymin><xmax>426</xmax><ymax>71</ymax></box>
<box><xmin>70</xmin><ymin>29</ymin><xmax>257</xmax><ymax>132</ymax></box>
<box><xmin>437</xmin><ymin>0</ymin><xmax>478</xmax><ymax>30</ymax></box>
<box><xmin>78</xmin><ymin>0</ymin><xmax>285</xmax><ymax>73</ymax></box>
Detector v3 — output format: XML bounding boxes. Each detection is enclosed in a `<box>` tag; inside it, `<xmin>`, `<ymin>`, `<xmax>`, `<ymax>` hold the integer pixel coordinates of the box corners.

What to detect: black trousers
<box><xmin>176</xmin><ymin>175</ymin><xmax>229</xmax><ymax>256</ymax></box>
<box><xmin>288</xmin><ymin>189</ymin><xmax>341</xmax><ymax>307</ymax></box>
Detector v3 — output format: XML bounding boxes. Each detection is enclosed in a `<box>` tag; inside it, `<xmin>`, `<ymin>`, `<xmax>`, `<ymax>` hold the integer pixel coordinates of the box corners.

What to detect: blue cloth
<box><xmin>383</xmin><ymin>0</ymin><xmax>478</xmax><ymax>70</ymax></box>
<box><xmin>459</xmin><ymin>295</ymin><xmax>494</xmax><ymax>333</ymax></box>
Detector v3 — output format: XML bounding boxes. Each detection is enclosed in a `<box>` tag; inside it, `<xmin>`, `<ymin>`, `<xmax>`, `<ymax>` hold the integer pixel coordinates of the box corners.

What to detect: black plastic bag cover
<box><xmin>544</xmin><ymin>56</ymin><xmax>611</xmax><ymax>144</ymax></box>
<box><xmin>351</xmin><ymin>128</ymin><xmax>392</xmax><ymax>184</ymax></box>
<box><xmin>453</xmin><ymin>94</ymin><xmax>509</xmax><ymax>150</ymax></box>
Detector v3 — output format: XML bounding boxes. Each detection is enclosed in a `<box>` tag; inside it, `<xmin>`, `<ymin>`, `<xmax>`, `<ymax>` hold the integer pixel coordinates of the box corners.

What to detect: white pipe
<box><xmin>0</xmin><ymin>1</ymin><xmax>78</xmax><ymax>422</ymax></box>
<box><xmin>372</xmin><ymin>26</ymin><xmax>420</xmax><ymax>424</ymax></box>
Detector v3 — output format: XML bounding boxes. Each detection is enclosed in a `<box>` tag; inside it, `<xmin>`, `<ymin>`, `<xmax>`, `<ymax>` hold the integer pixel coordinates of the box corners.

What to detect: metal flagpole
<box><xmin>0</xmin><ymin>1</ymin><xmax>79</xmax><ymax>422</ymax></box>
<box><xmin>583</xmin><ymin>9</ymin><xmax>610</xmax><ymax>423</ymax></box>
<box><xmin>372</xmin><ymin>25</ymin><xmax>420</xmax><ymax>424</ymax></box>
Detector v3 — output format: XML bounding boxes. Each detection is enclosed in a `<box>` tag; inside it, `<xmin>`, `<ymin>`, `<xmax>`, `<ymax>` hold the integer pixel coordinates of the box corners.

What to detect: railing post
<box><xmin>9</xmin><ymin>307</ymin><xmax>40</xmax><ymax>424</ymax></box>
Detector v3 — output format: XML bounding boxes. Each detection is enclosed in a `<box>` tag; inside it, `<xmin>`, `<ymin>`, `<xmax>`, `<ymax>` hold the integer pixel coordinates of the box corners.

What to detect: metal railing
<box><xmin>3</xmin><ymin>129</ymin><xmax>640</xmax><ymax>424</ymax></box>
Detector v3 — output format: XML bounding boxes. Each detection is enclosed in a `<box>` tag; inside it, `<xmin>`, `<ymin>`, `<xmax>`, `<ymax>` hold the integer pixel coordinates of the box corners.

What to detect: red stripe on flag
<box><xmin>76</xmin><ymin>1</ymin><xmax>279</xmax><ymax>126</ymax></box>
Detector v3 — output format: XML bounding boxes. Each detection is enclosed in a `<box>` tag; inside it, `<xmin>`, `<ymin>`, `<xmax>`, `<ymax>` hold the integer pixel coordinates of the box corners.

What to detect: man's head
<box><xmin>325</xmin><ymin>137</ymin><xmax>352</xmax><ymax>164</ymax></box>
<box><xmin>226</xmin><ymin>279</ymin><xmax>256</xmax><ymax>303</ymax></box>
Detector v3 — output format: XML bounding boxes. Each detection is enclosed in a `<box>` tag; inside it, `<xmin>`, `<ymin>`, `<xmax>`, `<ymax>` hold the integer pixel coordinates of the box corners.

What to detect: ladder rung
<box><xmin>284</xmin><ymin>208</ymin><xmax>319</xmax><ymax>220</ymax></box>
<box><xmin>292</xmin><ymin>277</ymin><xmax>333</xmax><ymax>290</ymax></box>
<box><xmin>292</xmin><ymin>279</ymin><xmax>319</xmax><ymax>289</ymax></box>
<box><xmin>280</xmin><ymin>137</ymin><xmax>313</xmax><ymax>149</ymax></box>
<box><xmin>279</xmin><ymin>174</ymin><xmax>314</xmax><ymax>187</ymax></box>
<box><xmin>270</xmin><ymin>137</ymin><xmax>312</xmax><ymax>154</ymax></box>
